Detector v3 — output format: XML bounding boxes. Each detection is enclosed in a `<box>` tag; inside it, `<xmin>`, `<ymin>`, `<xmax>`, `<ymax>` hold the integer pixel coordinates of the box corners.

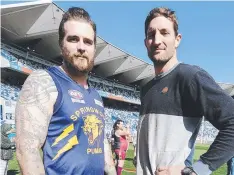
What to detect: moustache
<box><xmin>73</xmin><ymin>53</ymin><xmax>88</xmax><ymax>60</ymax></box>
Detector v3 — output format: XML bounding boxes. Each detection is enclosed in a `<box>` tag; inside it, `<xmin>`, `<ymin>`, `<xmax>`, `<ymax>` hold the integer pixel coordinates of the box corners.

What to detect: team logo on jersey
<box><xmin>68</xmin><ymin>90</ymin><xmax>83</xmax><ymax>99</ymax></box>
<box><xmin>68</xmin><ymin>90</ymin><xmax>85</xmax><ymax>103</ymax></box>
<box><xmin>94</xmin><ymin>99</ymin><xmax>103</xmax><ymax>107</ymax></box>
<box><xmin>82</xmin><ymin>115</ymin><xmax>103</xmax><ymax>145</ymax></box>
<box><xmin>161</xmin><ymin>87</ymin><xmax>169</xmax><ymax>94</ymax></box>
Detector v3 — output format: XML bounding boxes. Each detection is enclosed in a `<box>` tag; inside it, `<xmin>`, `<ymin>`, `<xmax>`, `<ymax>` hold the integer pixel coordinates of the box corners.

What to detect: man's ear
<box><xmin>175</xmin><ymin>34</ymin><xmax>182</xmax><ymax>48</ymax></box>
<box><xmin>144</xmin><ymin>38</ymin><xmax>148</xmax><ymax>48</ymax></box>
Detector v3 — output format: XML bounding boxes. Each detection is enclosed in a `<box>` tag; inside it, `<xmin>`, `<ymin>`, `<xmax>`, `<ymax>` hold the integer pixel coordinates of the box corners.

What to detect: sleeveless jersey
<box><xmin>114</xmin><ymin>133</ymin><xmax>128</xmax><ymax>151</ymax></box>
<box><xmin>42</xmin><ymin>66</ymin><xmax>105</xmax><ymax>175</ymax></box>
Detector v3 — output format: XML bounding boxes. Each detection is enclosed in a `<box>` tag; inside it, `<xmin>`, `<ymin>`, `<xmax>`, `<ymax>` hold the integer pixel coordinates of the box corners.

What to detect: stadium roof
<box><xmin>1</xmin><ymin>0</ymin><xmax>234</xmax><ymax>96</ymax></box>
<box><xmin>1</xmin><ymin>0</ymin><xmax>154</xmax><ymax>87</ymax></box>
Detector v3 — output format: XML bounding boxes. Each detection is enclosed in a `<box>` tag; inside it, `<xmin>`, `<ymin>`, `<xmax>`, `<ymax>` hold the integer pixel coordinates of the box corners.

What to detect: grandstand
<box><xmin>1</xmin><ymin>0</ymin><xmax>234</xmax><ymax>144</ymax></box>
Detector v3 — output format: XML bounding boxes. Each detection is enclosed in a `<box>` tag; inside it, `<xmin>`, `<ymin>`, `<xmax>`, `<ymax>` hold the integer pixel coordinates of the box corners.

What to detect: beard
<box><xmin>62</xmin><ymin>48</ymin><xmax>94</xmax><ymax>76</ymax></box>
<box><xmin>63</xmin><ymin>55</ymin><xmax>94</xmax><ymax>73</ymax></box>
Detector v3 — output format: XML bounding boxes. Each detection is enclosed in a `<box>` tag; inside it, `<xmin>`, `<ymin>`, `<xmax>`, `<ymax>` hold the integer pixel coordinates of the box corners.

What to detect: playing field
<box><xmin>7</xmin><ymin>144</ymin><xmax>227</xmax><ymax>175</ymax></box>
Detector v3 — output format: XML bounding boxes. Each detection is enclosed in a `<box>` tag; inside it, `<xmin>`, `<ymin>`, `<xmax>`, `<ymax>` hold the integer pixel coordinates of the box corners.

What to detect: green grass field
<box><xmin>7</xmin><ymin>144</ymin><xmax>227</xmax><ymax>175</ymax></box>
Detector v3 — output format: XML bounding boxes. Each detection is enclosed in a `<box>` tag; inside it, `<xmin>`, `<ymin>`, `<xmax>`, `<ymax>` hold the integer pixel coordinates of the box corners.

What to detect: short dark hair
<box><xmin>58</xmin><ymin>7</ymin><xmax>96</xmax><ymax>46</ymax></box>
<box><xmin>145</xmin><ymin>7</ymin><xmax>178</xmax><ymax>37</ymax></box>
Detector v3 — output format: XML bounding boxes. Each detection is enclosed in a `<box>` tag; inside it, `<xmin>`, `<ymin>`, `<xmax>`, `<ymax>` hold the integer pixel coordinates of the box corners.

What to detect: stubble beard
<box><xmin>149</xmin><ymin>49</ymin><xmax>174</xmax><ymax>67</ymax></box>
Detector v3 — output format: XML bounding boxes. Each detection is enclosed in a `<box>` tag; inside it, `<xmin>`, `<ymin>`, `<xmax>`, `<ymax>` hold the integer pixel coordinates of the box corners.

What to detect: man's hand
<box><xmin>155</xmin><ymin>168</ymin><xmax>169</xmax><ymax>175</ymax></box>
<box><xmin>155</xmin><ymin>165</ymin><xmax>185</xmax><ymax>175</ymax></box>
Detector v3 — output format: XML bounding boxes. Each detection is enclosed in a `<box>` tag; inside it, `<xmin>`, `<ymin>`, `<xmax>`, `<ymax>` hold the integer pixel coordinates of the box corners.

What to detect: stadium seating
<box><xmin>1</xmin><ymin>49</ymin><xmax>48</xmax><ymax>70</ymax></box>
<box><xmin>196</xmin><ymin>120</ymin><xmax>219</xmax><ymax>144</ymax></box>
<box><xmin>1</xmin><ymin>49</ymin><xmax>17</xmax><ymax>62</ymax></box>
<box><xmin>90</xmin><ymin>81</ymin><xmax>140</xmax><ymax>104</ymax></box>
<box><xmin>1</xmin><ymin>83</ymin><xmax>20</xmax><ymax>101</ymax></box>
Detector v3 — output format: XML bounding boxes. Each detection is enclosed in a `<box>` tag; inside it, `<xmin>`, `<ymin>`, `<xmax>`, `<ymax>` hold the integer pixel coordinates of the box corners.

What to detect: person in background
<box><xmin>1</xmin><ymin>123</ymin><xmax>15</xmax><ymax>175</ymax></box>
<box><xmin>113</xmin><ymin>120</ymin><xmax>130</xmax><ymax>175</ymax></box>
<box><xmin>132</xmin><ymin>125</ymin><xmax>137</xmax><ymax>156</ymax></box>
<box><xmin>227</xmin><ymin>157</ymin><xmax>234</xmax><ymax>175</ymax></box>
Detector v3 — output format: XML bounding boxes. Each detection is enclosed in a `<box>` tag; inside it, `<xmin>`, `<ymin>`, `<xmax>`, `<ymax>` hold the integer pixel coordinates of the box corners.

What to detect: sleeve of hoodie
<box><xmin>1</xmin><ymin>134</ymin><xmax>12</xmax><ymax>149</ymax></box>
<box><xmin>186</xmin><ymin>68</ymin><xmax>234</xmax><ymax>175</ymax></box>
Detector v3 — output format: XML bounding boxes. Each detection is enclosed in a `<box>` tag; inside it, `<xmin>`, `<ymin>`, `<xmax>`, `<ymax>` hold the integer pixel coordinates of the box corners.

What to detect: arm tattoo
<box><xmin>15</xmin><ymin>70</ymin><xmax>57</xmax><ymax>175</ymax></box>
